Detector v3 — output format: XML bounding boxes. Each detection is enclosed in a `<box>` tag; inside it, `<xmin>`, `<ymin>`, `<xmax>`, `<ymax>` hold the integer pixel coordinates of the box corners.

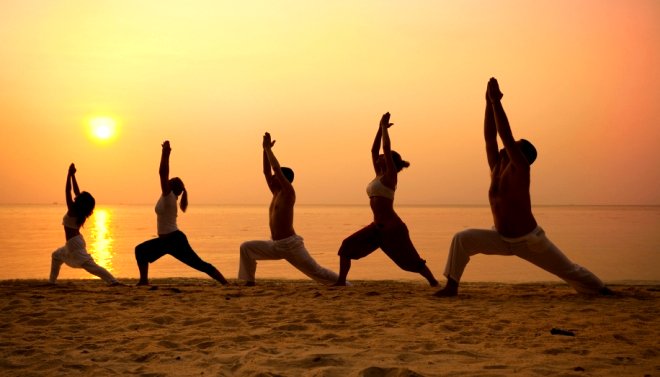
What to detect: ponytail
<box><xmin>391</xmin><ymin>151</ymin><xmax>411</xmax><ymax>172</ymax></box>
<box><xmin>169</xmin><ymin>177</ymin><xmax>188</xmax><ymax>212</ymax></box>
<box><xmin>180</xmin><ymin>188</ymin><xmax>188</xmax><ymax>212</ymax></box>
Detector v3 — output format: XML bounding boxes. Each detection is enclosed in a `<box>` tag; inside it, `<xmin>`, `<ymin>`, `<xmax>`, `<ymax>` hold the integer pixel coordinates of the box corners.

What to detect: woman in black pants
<box><xmin>135</xmin><ymin>140</ymin><xmax>228</xmax><ymax>286</ymax></box>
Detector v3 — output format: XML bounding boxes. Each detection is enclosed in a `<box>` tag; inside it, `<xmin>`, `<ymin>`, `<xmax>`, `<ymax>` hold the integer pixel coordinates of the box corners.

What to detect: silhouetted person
<box><xmin>434</xmin><ymin>78</ymin><xmax>612</xmax><ymax>297</ymax></box>
<box><xmin>135</xmin><ymin>141</ymin><xmax>228</xmax><ymax>286</ymax></box>
<box><xmin>238</xmin><ymin>132</ymin><xmax>339</xmax><ymax>286</ymax></box>
<box><xmin>50</xmin><ymin>163</ymin><xmax>120</xmax><ymax>285</ymax></box>
<box><xmin>334</xmin><ymin>113</ymin><xmax>439</xmax><ymax>286</ymax></box>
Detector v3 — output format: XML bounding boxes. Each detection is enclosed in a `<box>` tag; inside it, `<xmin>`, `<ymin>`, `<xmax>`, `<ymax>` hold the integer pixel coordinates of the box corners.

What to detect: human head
<box><xmin>73</xmin><ymin>191</ymin><xmax>95</xmax><ymax>226</ymax></box>
<box><xmin>517</xmin><ymin>139</ymin><xmax>537</xmax><ymax>165</ymax></box>
<box><xmin>391</xmin><ymin>151</ymin><xmax>410</xmax><ymax>172</ymax></box>
<box><xmin>281</xmin><ymin>167</ymin><xmax>294</xmax><ymax>183</ymax></box>
<box><xmin>169</xmin><ymin>177</ymin><xmax>188</xmax><ymax>212</ymax></box>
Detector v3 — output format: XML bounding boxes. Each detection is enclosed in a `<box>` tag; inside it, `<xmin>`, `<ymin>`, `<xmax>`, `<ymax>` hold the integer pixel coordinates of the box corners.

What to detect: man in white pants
<box><xmin>434</xmin><ymin>78</ymin><xmax>612</xmax><ymax>297</ymax></box>
<box><xmin>238</xmin><ymin>132</ymin><xmax>339</xmax><ymax>286</ymax></box>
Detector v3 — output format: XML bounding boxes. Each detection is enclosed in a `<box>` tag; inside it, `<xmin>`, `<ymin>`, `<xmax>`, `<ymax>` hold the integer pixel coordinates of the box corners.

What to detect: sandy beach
<box><xmin>0</xmin><ymin>279</ymin><xmax>658</xmax><ymax>377</ymax></box>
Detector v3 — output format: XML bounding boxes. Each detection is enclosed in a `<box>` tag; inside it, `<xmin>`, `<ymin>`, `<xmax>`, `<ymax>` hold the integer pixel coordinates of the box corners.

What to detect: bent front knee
<box><xmin>135</xmin><ymin>246</ymin><xmax>149</xmax><ymax>264</ymax></box>
<box><xmin>452</xmin><ymin>229</ymin><xmax>475</xmax><ymax>243</ymax></box>
<box><xmin>338</xmin><ymin>239</ymin><xmax>357</xmax><ymax>258</ymax></box>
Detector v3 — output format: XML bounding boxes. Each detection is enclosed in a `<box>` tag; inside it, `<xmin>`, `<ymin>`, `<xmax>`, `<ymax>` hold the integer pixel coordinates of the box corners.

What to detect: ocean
<box><xmin>1</xmin><ymin>204</ymin><xmax>658</xmax><ymax>283</ymax></box>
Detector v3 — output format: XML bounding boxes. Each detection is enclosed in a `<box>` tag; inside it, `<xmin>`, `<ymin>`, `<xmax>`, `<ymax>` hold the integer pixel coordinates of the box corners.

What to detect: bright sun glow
<box><xmin>89</xmin><ymin>116</ymin><xmax>117</xmax><ymax>142</ymax></box>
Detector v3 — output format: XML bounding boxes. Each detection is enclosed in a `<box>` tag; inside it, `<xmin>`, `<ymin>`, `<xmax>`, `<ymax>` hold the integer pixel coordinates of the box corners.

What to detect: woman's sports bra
<box><xmin>366</xmin><ymin>177</ymin><xmax>395</xmax><ymax>200</ymax></box>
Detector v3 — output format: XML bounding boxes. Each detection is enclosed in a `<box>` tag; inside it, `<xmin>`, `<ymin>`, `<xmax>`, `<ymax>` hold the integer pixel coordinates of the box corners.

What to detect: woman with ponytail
<box><xmin>134</xmin><ymin>141</ymin><xmax>228</xmax><ymax>286</ymax></box>
<box><xmin>334</xmin><ymin>113</ymin><xmax>439</xmax><ymax>286</ymax></box>
<box><xmin>50</xmin><ymin>163</ymin><xmax>120</xmax><ymax>285</ymax></box>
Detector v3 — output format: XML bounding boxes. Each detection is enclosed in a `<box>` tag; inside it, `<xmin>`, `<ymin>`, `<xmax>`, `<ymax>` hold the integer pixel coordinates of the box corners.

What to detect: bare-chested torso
<box><xmin>269</xmin><ymin>188</ymin><xmax>296</xmax><ymax>241</ymax></box>
<box><xmin>489</xmin><ymin>154</ymin><xmax>538</xmax><ymax>238</ymax></box>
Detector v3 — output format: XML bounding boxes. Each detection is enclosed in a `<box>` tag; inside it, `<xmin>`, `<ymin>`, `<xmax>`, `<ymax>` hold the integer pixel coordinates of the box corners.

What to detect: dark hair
<box><xmin>169</xmin><ymin>177</ymin><xmax>188</xmax><ymax>212</ymax></box>
<box><xmin>281</xmin><ymin>167</ymin><xmax>295</xmax><ymax>183</ymax></box>
<box><xmin>518</xmin><ymin>139</ymin><xmax>537</xmax><ymax>165</ymax></box>
<box><xmin>73</xmin><ymin>191</ymin><xmax>95</xmax><ymax>226</ymax></box>
<box><xmin>391</xmin><ymin>151</ymin><xmax>410</xmax><ymax>172</ymax></box>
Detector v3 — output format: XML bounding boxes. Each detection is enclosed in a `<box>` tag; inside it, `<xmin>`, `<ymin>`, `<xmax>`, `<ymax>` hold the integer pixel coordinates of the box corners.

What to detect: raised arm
<box><xmin>487</xmin><ymin>78</ymin><xmax>529</xmax><ymax>168</ymax></box>
<box><xmin>262</xmin><ymin>133</ymin><xmax>276</xmax><ymax>192</ymax></box>
<box><xmin>263</xmin><ymin>132</ymin><xmax>293</xmax><ymax>192</ymax></box>
<box><xmin>69</xmin><ymin>163</ymin><xmax>81</xmax><ymax>196</ymax></box>
<box><xmin>65</xmin><ymin>163</ymin><xmax>77</xmax><ymax>210</ymax></box>
<box><xmin>484</xmin><ymin>84</ymin><xmax>499</xmax><ymax>170</ymax></box>
<box><xmin>379</xmin><ymin>113</ymin><xmax>397</xmax><ymax>185</ymax></box>
<box><xmin>371</xmin><ymin>119</ymin><xmax>383</xmax><ymax>174</ymax></box>
<box><xmin>159</xmin><ymin>141</ymin><xmax>172</xmax><ymax>196</ymax></box>
<box><xmin>371</xmin><ymin>112</ymin><xmax>394</xmax><ymax>173</ymax></box>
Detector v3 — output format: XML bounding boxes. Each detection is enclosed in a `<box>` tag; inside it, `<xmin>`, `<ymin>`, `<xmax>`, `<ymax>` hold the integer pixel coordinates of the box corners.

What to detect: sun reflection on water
<box><xmin>88</xmin><ymin>208</ymin><xmax>114</xmax><ymax>274</ymax></box>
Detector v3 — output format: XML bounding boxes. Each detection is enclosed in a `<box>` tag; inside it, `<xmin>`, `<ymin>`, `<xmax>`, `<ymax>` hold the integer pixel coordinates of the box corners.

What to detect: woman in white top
<box><xmin>49</xmin><ymin>163</ymin><xmax>120</xmax><ymax>285</ymax></box>
<box><xmin>334</xmin><ymin>113</ymin><xmax>438</xmax><ymax>286</ymax></box>
<box><xmin>135</xmin><ymin>141</ymin><xmax>228</xmax><ymax>286</ymax></box>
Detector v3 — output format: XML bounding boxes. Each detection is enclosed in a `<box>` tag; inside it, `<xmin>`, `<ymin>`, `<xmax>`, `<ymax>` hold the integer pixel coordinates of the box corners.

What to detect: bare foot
<box><xmin>433</xmin><ymin>286</ymin><xmax>458</xmax><ymax>297</ymax></box>
<box><xmin>332</xmin><ymin>281</ymin><xmax>348</xmax><ymax>287</ymax></box>
<box><xmin>245</xmin><ymin>281</ymin><xmax>256</xmax><ymax>287</ymax></box>
<box><xmin>136</xmin><ymin>281</ymin><xmax>150</xmax><ymax>287</ymax></box>
<box><xmin>433</xmin><ymin>278</ymin><xmax>458</xmax><ymax>297</ymax></box>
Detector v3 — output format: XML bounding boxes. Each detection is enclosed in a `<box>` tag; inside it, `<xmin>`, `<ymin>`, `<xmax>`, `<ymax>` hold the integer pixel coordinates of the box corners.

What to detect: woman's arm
<box><xmin>65</xmin><ymin>163</ymin><xmax>76</xmax><ymax>210</ymax></box>
<box><xmin>371</xmin><ymin>117</ymin><xmax>384</xmax><ymax>174</ymax></box>
<box><xmin>70</xmin><ymin>164</ymin><xmax>81</xmax><ymax>197</ymax></box>
<box><xmin>159</xmin><ymin>141</ymin><xmax>172</xmax><ymax>196</ymax></box>
<box><xmin>379</xmin><ymin>113</ymin><xmax>397</xmax><ymax>184</ymax></box>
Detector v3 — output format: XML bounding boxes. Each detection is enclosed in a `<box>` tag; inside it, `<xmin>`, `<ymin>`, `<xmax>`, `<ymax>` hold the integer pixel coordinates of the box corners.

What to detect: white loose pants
<box><xmin>238</xmin><ymin>235</ymin><xmax>339</xmax><ymax>285</ymax></box>
<box><xmin>443</xmin><ymin>226</ymin><xmax>605</xmax><ymax>294</ymax></box>
<box><xmin>50</xmin><ymin>235</ymin><xmax>118</xmax><ymax>284</ymax></box>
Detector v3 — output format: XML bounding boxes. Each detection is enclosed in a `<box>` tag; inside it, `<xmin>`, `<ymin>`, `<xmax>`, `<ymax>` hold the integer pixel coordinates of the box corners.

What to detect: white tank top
<box><xmin>155</xmin><ymin>192</ymin><xmax>178</xmax><ymax>234</ymax></box>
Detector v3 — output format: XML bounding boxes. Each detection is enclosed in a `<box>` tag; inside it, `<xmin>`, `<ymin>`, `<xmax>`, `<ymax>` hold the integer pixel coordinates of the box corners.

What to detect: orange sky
<box><xmin>1</xmin><ymin>1</ymin><xmax>658</xmax><ymax>205</ymax></box>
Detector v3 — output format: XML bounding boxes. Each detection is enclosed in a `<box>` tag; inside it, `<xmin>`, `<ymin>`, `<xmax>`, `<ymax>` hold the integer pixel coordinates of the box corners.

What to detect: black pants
<box><xmin>135</xmin><ymin>230</ymin><xmax>217</xmax><ymax>275</ymax></box>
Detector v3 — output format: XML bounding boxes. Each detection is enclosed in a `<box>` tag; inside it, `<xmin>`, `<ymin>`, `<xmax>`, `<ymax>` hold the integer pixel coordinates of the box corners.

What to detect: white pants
<box><xmin>50</xmin><ymin>235</ymin><xmax>118</xmax><ymax>284</ymax></box>
<box><xmin>238</xmin><ymin>235</ymin><xmax>339</xmax><ymax>285</ymax></box>
<box><xmin>443</xmin><ymin>227</ymin><xmax>605</xmax><ymax>294</ymax></box>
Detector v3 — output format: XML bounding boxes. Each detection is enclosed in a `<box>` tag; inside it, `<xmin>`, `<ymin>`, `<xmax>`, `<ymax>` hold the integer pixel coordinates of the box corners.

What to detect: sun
<box><xmin>88</xmin><ymin>116</ymin><xmax>118</xmax><ymax>143</ymax></box>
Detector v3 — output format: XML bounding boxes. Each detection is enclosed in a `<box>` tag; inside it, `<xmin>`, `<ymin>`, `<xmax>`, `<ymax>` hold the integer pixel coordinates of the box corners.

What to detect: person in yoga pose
<box><xmin>50</xmin><ymin>163</ymin><xmax>120</xmax><ymax>285</ymax></box>
<box><xmin>135</xmin><ymin>141</ymin><xmax>228</xmax><ymax>286</ymax></box>
<box><xmin>238</xmin><ymin>132</ymin><xmax>340</xmax><ymax>286</ymax></box>
<box><xmin>334</xmin><ymin>113</ymin><xmax>438</xmax><ymax>286</ymax></box>
<box><xmin>434</xmin><ymin>78</ymin><xmax>612</xmax><ymax>297</ymax></box>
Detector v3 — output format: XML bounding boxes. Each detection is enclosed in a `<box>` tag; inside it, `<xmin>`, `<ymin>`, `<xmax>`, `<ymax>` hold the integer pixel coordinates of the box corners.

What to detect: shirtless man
<box><xmin>238</xmin><ymin>132</ymin><xmax>340</xmax><ymax>286</ymax></box>
<box><xmin>434</xmin><ymin>78</ymin><xmax>611</xmax><ymax>297</ymax></box>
